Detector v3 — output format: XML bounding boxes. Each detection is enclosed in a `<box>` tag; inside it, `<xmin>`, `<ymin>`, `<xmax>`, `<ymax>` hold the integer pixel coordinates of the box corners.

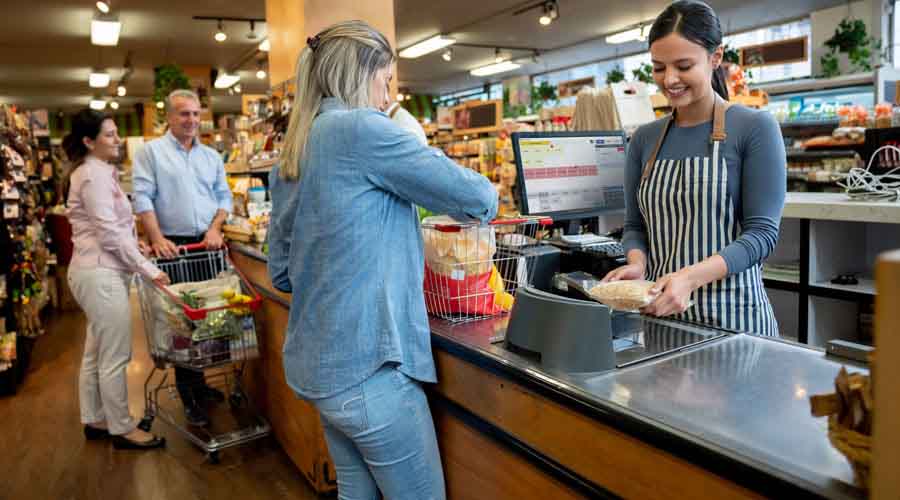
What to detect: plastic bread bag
<box><xmin>421</xmin><ymin>215</ymin><xmax>496</xmax><ymax>277</ymax></box>
<box><xmin>589</xmin><ymin>280</ymin><xmax>659</xmax><ymax>311</ymax></box>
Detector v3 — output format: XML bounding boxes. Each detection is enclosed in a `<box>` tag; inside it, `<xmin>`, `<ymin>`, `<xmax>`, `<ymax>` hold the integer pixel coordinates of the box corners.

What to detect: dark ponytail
<box><xmin>62</xmin><ymin>109</ymin><xmax>110</xmax><ymax>169</ymax></box>
<box><xmin>648</xmin><ymin>0</ymin><xmax>729</xmax><ymax>100</ymax></box>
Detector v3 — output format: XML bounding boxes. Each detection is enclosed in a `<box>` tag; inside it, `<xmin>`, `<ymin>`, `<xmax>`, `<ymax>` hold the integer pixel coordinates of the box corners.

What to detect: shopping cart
<box><xmin>422</xmin><ymin>216</ymin><xmax>552</xmax><ymax>323</ymax></box>
<box><xmin>136</xmin><ymin>243</ymin><xmax>270</xmax><ymax>463</ymax></box>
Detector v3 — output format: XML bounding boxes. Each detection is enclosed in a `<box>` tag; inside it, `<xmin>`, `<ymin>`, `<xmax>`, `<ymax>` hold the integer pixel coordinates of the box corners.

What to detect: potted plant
<box><xmin>820</xmin><ymin>18</ymin><xmax>879</xmax><ymax>78</ymax></box>
<box><xmin>631</xmin><ymin>62</ymin><xmax>654</xmax><ymax>85</ymax></box>
<box><xmin>152</xmin><ymin>64</ymin><xmax>191</xmax><ymax>118</ymax></box>
<box><xmin>605</xmin><ymin>67</ymin><xmax>625</xmax><ymax>86</ymax></box>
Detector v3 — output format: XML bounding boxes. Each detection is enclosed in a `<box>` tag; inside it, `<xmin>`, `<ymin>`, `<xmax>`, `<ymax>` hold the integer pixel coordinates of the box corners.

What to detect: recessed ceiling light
<box><xmin>91</xmin><ymin>13</ymin><xmax>121</xmax><ymax>46</ymax></box>
<box><xmin>470</xmin><ymin>61</ymin><xmax>521</xmax><ymax>77</ymax></box>
<box><xmin>116</xmin><ymin>85</ymin><xmax>126</xmax><ymax>97</ymax></box>
<box><xmin>96</xmin><ymin>1</ymin><xmax>110</xmax><ymax>14</ymax></box>
<box><xmin>109</xmin><ymin>101</ymin><xmax>120</xmax><ymax>110</ymax></box>
<box><xmin>89</xmin><ymin>71</ymin><xmax>110</xmax><ymax>88</ymax></box>
<box><xmin>214</xmin><ymin>72</ymin><xmax>240</xmax><ymax>89</ymax></box>
<box><xmin>606</xmin><ymin>27</ymin><xmax>642</xmax><ymax>44</ymax></box>
<box><xmin>399</xmin><ymin>35</ymin><xmax>456</xmax><ymax>59</ymax></box>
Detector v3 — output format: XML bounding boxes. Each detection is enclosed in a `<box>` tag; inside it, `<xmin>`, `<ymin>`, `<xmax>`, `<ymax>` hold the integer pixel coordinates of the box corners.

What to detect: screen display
<box><xmin>517</xmin><ymin>134</ymin><xmax>626</xmax><ymax>215</ymax></box>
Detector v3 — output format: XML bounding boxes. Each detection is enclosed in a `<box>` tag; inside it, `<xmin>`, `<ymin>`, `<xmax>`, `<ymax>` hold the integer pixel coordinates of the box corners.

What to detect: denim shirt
<box><xmin>267</xmin><ymin>98</ymin><xmax>498</xmax><ymax>399</ymax></box>
<box><xmin>132</xmin><ymin>131</ymin><xmax>233</xmax><ymax>237</ymax></box>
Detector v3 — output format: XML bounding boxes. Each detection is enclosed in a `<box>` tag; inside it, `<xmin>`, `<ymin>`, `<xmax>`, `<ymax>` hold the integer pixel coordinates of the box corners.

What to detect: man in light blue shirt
<box><xmin>132</xmin><ymin>89</ymin><xmax>232</xmax><ymax>427</ymax></box>
<box><xmin>133</xmin><ymin>90</ymin><xmax>232</xmax><ymax>258</ymax></box>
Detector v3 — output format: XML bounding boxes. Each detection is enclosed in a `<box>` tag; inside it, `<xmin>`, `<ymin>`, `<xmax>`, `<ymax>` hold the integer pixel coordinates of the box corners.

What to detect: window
<box><xmin>893</xmin><ymin>0</ymin><xmax>899</xmax><ymax>67</ymax></box>
<box><xmin>723</xmin><ymin>19</ymin><xmax>812</xmax><ymax>83</ymax></box>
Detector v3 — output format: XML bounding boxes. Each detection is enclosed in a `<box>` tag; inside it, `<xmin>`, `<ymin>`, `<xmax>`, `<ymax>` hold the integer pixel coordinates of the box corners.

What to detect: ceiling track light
<box><xmin>117</xmin><ymin>84</ymin><xmax>127</xmax><ymax>97</ymax></box>
<box><xmin>214</xmin><ymin>19</ymin><xmax>227</xmax><ymax>42</ymax></box>
<box><xmin>494</xmin><ymin>48</ymin><xmax>504</xmax><ymax>63</ymax></box>
<box><xmin>109</xmin><ymin>100</ymin><xmax>120</xmax><ymax>110</ymax></box>
<box><xmin>538</xmin><ymin>1</ymin><xmax>558</xmax><ymax>26</ymax></box>
<box><xmin>247</xmin><ymin>20</ymin><xmax>258</xmax><ymax>40</ymax></box>
<box><xmin>256</xmin><ymin>59</ymin><xmax>267</xmax><ymax>79</ymax></box>
<box><xmin>96</xmin><ymin>1</ymin><xmax>110</xmax><ymax>13</ymax></box>
<box><xmin>258</xmin><ymin>39</ymin><xmax>270</xmax><ymax>52</ymax></box>
<box><xmin>442</xmin><ymin>48</ymin><xmax>453</xmax><ymax>62</ymax></box>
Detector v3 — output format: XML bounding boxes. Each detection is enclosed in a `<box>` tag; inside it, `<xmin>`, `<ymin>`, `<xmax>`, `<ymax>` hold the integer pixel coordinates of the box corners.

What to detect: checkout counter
<box><xmin>228</xmin><ymin>240</ymin><xmax>865</xmax><ymax>499</ymax></box>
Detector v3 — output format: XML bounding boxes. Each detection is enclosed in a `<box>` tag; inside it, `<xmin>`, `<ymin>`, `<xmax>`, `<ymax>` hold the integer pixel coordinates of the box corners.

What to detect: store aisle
<box><xmin>0</xmin><ymin>293</ymin><xmax>318</xmax><ymax>500</ymax></box>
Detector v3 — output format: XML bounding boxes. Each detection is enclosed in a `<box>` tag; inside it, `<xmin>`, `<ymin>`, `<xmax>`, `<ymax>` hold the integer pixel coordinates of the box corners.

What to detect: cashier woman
<box><xmin>604</xmin><ymin>0</ymin><xmax>786</xmax><ymax>336</ymax></box>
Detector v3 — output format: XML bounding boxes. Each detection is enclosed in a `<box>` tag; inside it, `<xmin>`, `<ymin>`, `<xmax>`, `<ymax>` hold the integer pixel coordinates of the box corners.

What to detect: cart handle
<box><xmin>430</xmin><ymin>216</ymin><xmax>553</xmax><ymax>233</ymax></box>
<box><xmin>178</xmin><ymin>242</ymin><xmax>210</xmax><ymax>253</ymax></box>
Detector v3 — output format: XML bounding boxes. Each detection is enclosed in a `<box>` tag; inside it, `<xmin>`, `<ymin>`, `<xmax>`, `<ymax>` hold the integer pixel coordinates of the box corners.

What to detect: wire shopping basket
<box><xmin>137</xmin><ymin>243</ymin><xmax>263</xmax><ymax>370</ymax></box>
<box><xmin>422</xmin><ymin>216</ymin><xmax>552</xmax><ymax>323</ymax></box>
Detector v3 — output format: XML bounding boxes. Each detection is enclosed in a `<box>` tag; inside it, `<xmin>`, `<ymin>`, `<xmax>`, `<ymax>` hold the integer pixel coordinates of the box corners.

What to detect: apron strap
<box><xmin>641</xmin><ymin>114</ymin><xmax>674</xmax><ymax>180</ymax></box>
<box><xmin>710</xmin><ymin>95</ymin><xmax>731</xmax><ymax>144</ymax></box>
<box><xmin>642</xmin><ymin>95</ymin><xmax>732</xmax><ymax>180</ymax></box>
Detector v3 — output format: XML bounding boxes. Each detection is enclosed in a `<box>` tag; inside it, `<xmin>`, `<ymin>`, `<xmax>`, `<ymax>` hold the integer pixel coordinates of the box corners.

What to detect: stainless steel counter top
<box><xmin>430</xmin><ymin>316</ymin><xmax>865</xmax><ymax>499</ymax></box>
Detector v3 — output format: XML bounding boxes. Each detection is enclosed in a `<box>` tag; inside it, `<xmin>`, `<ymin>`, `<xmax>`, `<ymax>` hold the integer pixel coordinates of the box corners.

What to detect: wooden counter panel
<box><xmin>232</xmin><ymin>252</ymin><xmax>336</xmax><ymax>494</ymax></box>
<box><xmin>433</xmin><ymin>349</ymin><xmax>763</xmax><ymax>500</ymax></box>
<box><xmin>432</xmin><ymin>402</ymin><xmax>586</xmax><ymax>500</ymax></box>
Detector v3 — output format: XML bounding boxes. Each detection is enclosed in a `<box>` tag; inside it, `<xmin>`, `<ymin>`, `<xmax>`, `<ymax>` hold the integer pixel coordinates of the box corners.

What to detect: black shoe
<box><xmin>84</xmin><ymin>425</ymin><xmax>110</xmax><ymax>440</ymax></box>
<box><xmin>184</xmin><ymin>405</ymin><xmax>210</xmax><ymax>427</ymax></box>
<box><xmin>112</xmin><ymin>434</ymin><xmax>166</xmax><ymax>450</ymax></box>
<box><xmin>199</xmin><ymin>386</ymin><xmax>225</xmax><ymax>404</ymax></box>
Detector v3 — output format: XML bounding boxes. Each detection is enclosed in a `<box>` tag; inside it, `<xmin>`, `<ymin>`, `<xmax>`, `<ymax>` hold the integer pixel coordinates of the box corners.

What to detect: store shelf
<box><xmin>753</xmin><ymin>72</ymin><xmax>874</xmax><ymax>97</ymax></box>
<box><xmin>763</xmin><ymin>277</ymin><xmax>801</xmax><ymax>292</ymax></box>
<box><xmin>810</xmin><ymin>278</ymin><xmax>876</xmax><ymax>300</ymax></box>
<box><xmin>786</xmin><ymin>148</ymin><xmax>857</xmax><ymax>157</ymax></box>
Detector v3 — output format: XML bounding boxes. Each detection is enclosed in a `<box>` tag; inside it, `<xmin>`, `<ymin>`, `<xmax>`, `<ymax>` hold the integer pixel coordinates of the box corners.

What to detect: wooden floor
<box><xmin>0</xmin><ymin>295</ymin><xmax>321</xmax><ymax>500</ymax></box>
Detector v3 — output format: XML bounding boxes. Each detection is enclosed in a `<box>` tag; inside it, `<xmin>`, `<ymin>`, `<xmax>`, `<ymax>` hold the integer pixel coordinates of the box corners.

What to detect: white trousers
<box><xmin>68</xmin><ymin>266</ymin><xmax>137</xmax><ymax>436</ymax></box>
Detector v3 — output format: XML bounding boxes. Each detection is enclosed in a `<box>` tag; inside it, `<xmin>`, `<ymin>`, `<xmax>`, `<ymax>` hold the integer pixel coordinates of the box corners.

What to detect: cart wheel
<box><xmin>208</xmin><ymin>451</ymin><xmax>220</xmax><ymax>464</ymax></box>
<box><xmin>228</xmin><ymin>391</ymin><xmax>246</xmax><ymax>409</ymax></box>
<box><xmin>138</xmin><ymin>416</ymin><xmax>154</xmax><ymax>432</ymax></box>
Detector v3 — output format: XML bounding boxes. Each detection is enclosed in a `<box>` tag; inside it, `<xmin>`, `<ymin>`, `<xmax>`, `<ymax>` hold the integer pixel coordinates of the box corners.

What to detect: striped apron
<box><xmin>637</xmin><ymin>97</ymin><xmax>778</xmax><ymax>336</ymax></box>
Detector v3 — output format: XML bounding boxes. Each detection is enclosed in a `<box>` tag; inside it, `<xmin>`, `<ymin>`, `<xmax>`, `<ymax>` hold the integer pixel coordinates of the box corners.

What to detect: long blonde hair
<box><xmin>280</xmin><ymin>20</ymin><xmax>394</xmax><ymax>180</ymax></box>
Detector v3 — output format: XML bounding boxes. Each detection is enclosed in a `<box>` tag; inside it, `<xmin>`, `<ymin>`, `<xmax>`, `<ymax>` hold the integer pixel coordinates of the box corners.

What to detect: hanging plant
<box><xmin>820</xmin><ymin>18</ymin><xmax>879</xmax><ymax>77</ymax></box>
<box><xmin>152</xmin><ymin>64</ymin><xmax>191</xmax><ymax>117</ymax></box>
<box><xmin>605</xmin><ymin>67</ymin><xmax>625</xmax><ymax>86</ymax></box>
<box><xmin>530</xmin><ymin>81</ymin><xmax>558</xmax><ymax>112</ymax></box>
<box><xmin>723</xmin><ymin>45</ymin><xmax>740</xmax><ymax>65</ymax></box>
<box><xmin>631</xmin><ymin>62</ymin><xmax>654</xmax><ymax>85</ymax></box>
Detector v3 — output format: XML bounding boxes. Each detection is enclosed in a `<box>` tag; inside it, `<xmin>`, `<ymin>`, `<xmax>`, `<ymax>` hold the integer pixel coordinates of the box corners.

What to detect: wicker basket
<box><xmin>828</xmin><ymin>416</ymin><xmax>872</xmax><ymax>488</ymax></box>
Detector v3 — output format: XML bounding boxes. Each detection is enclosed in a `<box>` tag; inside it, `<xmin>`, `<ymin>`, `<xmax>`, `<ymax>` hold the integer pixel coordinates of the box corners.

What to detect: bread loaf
<box><xmin>589</xmin><ymin>280</ymin><xmax>657</xmax><ymax>311</ymax></box>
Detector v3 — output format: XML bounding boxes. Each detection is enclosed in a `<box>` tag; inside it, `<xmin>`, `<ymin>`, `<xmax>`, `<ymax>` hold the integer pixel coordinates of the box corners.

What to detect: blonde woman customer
<box><xmin>267</xmin><ymin>21</ymin><xmax>497</xmax><ymax>500</ymax></box>
<box><xmin>65</xmin><ymin>109</ymin><xmax>168</xmax><ymax>450</ymax></box>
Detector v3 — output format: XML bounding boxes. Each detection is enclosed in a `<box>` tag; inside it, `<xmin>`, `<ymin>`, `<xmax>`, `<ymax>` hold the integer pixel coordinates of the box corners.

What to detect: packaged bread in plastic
<box><xmin>589</xmin><ymin>280</ymin><xmax>658</xmax><ymax>311</ymax></box>
<box><xmin>421</xmin><ymin>216</ymin><xmax>496</xmax><ymax>276</ymax></box>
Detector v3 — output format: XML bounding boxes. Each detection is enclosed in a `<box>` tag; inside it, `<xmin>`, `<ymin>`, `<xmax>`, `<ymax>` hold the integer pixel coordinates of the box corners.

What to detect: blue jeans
<box><xmin>311</xmin><ymin>365</ymin><xmax>446</xmax><ymax>500</ymax></box>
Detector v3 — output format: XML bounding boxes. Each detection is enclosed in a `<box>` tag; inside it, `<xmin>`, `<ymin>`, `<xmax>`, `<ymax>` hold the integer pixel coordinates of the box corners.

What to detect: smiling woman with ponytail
<box><xmin>605</xmin><ymin>0</ymin><xmax>787</xmax><ymax>338</ymax></box>
<box><xmin>267</xmin><ymin>20</ymin><xmax>498</xmax><ymax>500</ymax></box>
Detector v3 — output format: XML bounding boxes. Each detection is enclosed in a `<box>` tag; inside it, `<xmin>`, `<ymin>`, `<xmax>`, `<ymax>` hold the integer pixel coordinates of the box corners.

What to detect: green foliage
<box><xmin>152</xmin><ymin>64</ymin><xmax>191</xmax><ymax>106</ymax></box>
<box><xmin>723</xmin><ymin>45</ymin><xmax>740</xmax><ymax>65</ymax></box>
<box><xmin>820</xmin><ymin>18</ymin><xmax>880</xmax><ymax>77</ymax></box>
<box><xmin>605</xmin><ymin>67</ymin><xmax>625</xmax><ymax>86</ymax></box>
<box><xmin>631</xmin><ymin>62</ymin><xmax>654</xmax><ymax>84</ymax></box>
<box><xmin>502</xmin><ymin>87</ymin><xmax>528</xmax><ymax>118</ymax></box>
<box><xmin>180</xmin><ymin>290</ymin><xmax>204</xmax><ymax>309</ymax></box>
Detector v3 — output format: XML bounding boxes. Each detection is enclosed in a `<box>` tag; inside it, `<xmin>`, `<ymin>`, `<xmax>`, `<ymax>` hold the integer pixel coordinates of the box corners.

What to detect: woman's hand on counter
<box><xmin>602</xmin><ymin>249</ymin><xmax>647</xmax><ymax>282</ymax></box>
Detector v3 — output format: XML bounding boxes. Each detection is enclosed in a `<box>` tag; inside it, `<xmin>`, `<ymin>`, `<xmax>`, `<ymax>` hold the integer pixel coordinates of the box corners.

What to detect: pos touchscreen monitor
<box><xmin>512</xmin><ymin>131</ymin><xmax>627</xmax><ymax>221</ymax></box>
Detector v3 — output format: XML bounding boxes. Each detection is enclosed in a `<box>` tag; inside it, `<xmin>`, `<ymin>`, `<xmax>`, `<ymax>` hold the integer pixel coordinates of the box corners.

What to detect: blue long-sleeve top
<box><xmin>267</xmin><ymin>98</ymin><xmax>498</xmax><ymax>399</ymax></box>
<box><xmin>132</xmin><ymin>131</ymin><xmax>233</xmax><ymax>237</ymax></box>
<box><xmin>622</xmin><ymin>105</ymin><xmax>786</xmax><ymax>276</ymax></box>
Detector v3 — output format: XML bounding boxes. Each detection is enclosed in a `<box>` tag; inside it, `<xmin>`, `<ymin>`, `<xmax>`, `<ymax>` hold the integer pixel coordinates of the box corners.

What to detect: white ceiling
<box><xmin>0</xmin><ymin>0</ymin><xmax>850</xmax><ymax>111</ymax></box>
<box><xmin>0</xmin><ymin>0</ymin><xmax>270</xmax><ymax>113</ymax></box>
<box><xmin>394</xmin><ymin>0</ymin><xmax>849</xmax><ymax>95</ymax></box>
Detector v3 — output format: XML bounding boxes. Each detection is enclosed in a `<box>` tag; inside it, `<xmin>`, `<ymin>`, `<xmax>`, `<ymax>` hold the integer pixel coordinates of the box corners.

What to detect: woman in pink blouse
<box><xmin>64</xmin><ymin>109</ymin><xmax>167</xmax><ymax>450</ymax></box>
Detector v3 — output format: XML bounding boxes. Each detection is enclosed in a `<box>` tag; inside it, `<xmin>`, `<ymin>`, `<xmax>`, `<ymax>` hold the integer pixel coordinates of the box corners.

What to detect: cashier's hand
<box><xmin>601</xmin><ymin>263</ymin><xmax>644</xmax><ymax>283</ymax></box>
<box><xmin>641</xmin><ymin>269</ymin><xmax>695</xmax><ymax>317</ymax></box>
<box><xmin>151</xmin><ymin>237</ymin><xmax>179</xmax><ymax>259</ymax></box>
<box><xmin>203</xmin><ymin>228</ymin><xmax>225</xmax><ymax>250</ymax></box>
<box><xmin>153</xmin><ymin>271</ymin><xmax>171</xmax><ymax>287</ymax></box>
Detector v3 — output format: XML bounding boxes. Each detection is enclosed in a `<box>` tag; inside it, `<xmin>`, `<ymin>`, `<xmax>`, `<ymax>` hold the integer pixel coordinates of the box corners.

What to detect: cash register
<box><xmin>512</xmin><ymin>131</ymin><xmax>628</xmax><ymax>282</ymax></box>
